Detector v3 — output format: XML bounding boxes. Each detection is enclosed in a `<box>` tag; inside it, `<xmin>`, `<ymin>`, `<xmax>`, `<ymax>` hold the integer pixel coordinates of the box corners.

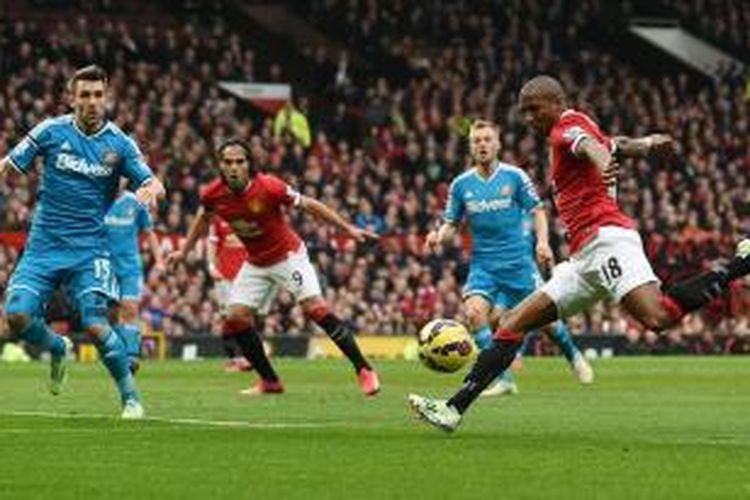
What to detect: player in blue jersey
<box><xmin>425</xmin><ymin>120</ymin><xmax>592</xmax><ymax>395</ymax></box>
<box><xmin>106</xmin><ymin>188</ymin><xmax>165</xmax><ymax>374</ymax></box>
<box><xmin>0</xmin><ymin>65</ymin><xmax>165</xmax><ymax>418</ymax></box>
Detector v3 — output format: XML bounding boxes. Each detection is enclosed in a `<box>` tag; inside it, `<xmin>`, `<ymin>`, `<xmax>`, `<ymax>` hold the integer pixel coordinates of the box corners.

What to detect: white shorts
<box><xmin>227</xmin><ymin>246</ymin><xmax>322</xmax><ymax>315</ymax></box>
<box><xmin>214</xmin><ymin>279</ymin><xmax>233</xmax><ymax>308</ymax></box>
<box><xmin>540</xmin><ymin>226</ymin><xmax>660</xmax><ymax>319</ymax></box>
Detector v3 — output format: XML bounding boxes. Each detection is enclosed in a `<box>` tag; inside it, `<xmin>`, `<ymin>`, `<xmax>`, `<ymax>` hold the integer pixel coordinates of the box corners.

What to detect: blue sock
<box><xmin>96</xmin><ymin>328</ymin><xmax>139</xmax><ymax>405</ymax></box>
<box><xmin>115</xmin><ymin>323</ymin><xmax>142</xmax><ymax>359</ymax></box>
<box><xmin>22</xmin><ymin>318</ymin><xmax>66</xmax><ymax>358</ymax></box>
<box><xmin>548</xmin><ymin>322</ymin><xmax>580</xmax><ymax>364</ymax></box>
<box><xmin>474</xmin><ymin>325</ymin><xmax>514</xmax><ymax>384</ymax></box>
<box><xmin>473</xmin><ymin>325</ymin><xmax>493</xmax><ymax>351</ymax></box>
<box><xmin>518</xmin><ymin>331</ymin><xmax>535</xmax><ymax>358</ymax></box>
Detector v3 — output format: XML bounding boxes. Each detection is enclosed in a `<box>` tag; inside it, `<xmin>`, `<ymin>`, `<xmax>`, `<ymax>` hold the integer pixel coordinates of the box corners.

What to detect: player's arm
<box><xmin>146</xmin><ymin>230</ymin><xmax>166</xmax><ymax>273</ymax></box>
<box><xmin>205</xmin><ymin>224</ymin><xmax>223</xmax><ymax>280</ymax></box>
<box><xmin>135</xmin><ymin>177</ymin><xmax>166</xmax><ymax>208</ymax></box>
<box><xmin>574</xmin><ymin>137</ymin><xmax>620</xmax><ymax>193</ymax></box>
<box><xmin>166</xmin><ymin>206</ymin><xmax>213</xmax><ymax>267</ymax></box>
<box><xmin>299</xmin><ymin>196</ymin><xmax>378</xmax><ymax>243</ymax></box>
<box><xmin>425</xmin><ymin>222</ymin><xmax>458</xmax><ymax>251</ymax></box>
<box><xmin>613</xmin><ymin>134</ymin><xmax>673</xmax><ymax>159</ymax></box>
<box><xmin>532</xmin><ymin>205</ymin><xmax>553</xmax><ymax>269</ymax></box>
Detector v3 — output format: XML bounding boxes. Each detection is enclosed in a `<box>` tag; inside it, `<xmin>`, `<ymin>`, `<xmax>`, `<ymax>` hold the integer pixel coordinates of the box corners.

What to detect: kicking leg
<box><xmin>466</xmin><ymin>297</ymin><xmax>517</xmax><ymax>397</ymax></box>
<box><xmin>408</xmin><ymin>291</ymin><xmax>558</xmax><ymax>432</ymax></box>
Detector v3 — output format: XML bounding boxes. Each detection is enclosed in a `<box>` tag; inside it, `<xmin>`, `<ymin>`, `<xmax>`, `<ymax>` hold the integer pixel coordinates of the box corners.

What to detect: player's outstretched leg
<box><xmin>410</xmin><ymin>291</ymin><xmax>558</xmax><ymax>433</ymax></box>
<box><xmin>474</xmin><ymin>325</ymin><xmax>518</xmax><ymax>397</ymax></box>
<box><xmin>466</xmin><ymin>296</ymin><xmax>517</xmax><ymax>397</ymax></box>
<box><xmin>626</xmin><ymin>239</ymin><xmax>750</xmax><ymax>332</ymax></box>
<box><xmin>5</xmin><ymin>282</ymin><xmax>73</xmax><ymax>394</ymax></box>
<box><xmin>303</xmin><ymin>300</ymin><xmax>380</xmax><ymax>396</ymax></box>
<box><xmin>225</xmin><ymin>306</ymin><xmax>284</xmax><ymax>396</ymax></box>
<box><xmin>543</xmin><ymin>322</ymin><xmax>593</xmax><ymax>384</ymax></box>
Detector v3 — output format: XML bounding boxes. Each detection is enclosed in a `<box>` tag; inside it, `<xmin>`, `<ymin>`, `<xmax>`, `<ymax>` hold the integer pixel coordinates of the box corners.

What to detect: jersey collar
<box><xmin>473</xmin><ymin>160</ymin><xmax>502</xmax><ymax>183</ymax></box>
<box><xmin>70</xmin><ymin>114</ymin><xmax>111</xmax><ymax>139</ymax></box>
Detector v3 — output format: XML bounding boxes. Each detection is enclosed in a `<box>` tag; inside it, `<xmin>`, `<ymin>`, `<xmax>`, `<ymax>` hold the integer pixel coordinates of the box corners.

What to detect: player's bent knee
<box><xmin>301</xmin><ymin>297</ymin><xmax>328</xmax><ymax>322</ymax></box>
<box><xmin>119</xmin><ymin>301</ymin><xmax>139</xmax><ymax>323</ymax></box>
<box><xmin>225</xmin><ymin>305</ymin><xmax>254</xmax><ymax>333</ymax></box>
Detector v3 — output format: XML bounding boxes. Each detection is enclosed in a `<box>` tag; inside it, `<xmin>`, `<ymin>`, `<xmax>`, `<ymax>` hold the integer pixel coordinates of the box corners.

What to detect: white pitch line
<box><xmin>0</xmin><ymin>410</ymin><xmax>336</xmax><ymax>429</ymax></box>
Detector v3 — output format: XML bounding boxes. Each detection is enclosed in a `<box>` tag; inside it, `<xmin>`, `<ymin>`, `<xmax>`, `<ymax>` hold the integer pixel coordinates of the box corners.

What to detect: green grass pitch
<box><xmin>1</xmin><ymin>357</ymin><xmax>749</xmax><ymax>499</ymax></box>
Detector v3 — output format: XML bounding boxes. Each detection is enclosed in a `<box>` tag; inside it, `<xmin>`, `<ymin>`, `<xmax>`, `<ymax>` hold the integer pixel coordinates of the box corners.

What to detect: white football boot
<box><xmin>121</xmin><ymin>399</ymin><xmax>145</xmax><ymax>420</ymax></box>
<box><xmin>407</xmin><ymin>394</ymin><xmax>462</xmax><ymax>432</ymax></box>
<box><xmin>572</xmin><ymin>354</ymin><xmax>594</xmax><ymax>385</ymax></box>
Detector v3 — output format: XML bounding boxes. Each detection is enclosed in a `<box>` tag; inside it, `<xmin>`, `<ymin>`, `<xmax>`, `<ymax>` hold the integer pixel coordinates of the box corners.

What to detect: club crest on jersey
<box><xmin>248</xmin><ymin>199</ymin><xmax>264</xmax><ymax>214</ymax></box>
<box><xmin>500</xmin><ymin>184</ymin><xmax>512</xmax><ymax>196</ymax></box>
<box><xmin>103</xmin><ymin>150</ymin><xmax>120</xmax><ymax>167</ymax></box>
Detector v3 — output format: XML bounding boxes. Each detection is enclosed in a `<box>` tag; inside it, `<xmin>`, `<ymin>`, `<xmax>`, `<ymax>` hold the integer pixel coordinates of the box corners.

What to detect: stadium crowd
<box><xmin>0</xmin><ymin>0</ymin><xmax>749</xmax><ymax>354</ymax></box>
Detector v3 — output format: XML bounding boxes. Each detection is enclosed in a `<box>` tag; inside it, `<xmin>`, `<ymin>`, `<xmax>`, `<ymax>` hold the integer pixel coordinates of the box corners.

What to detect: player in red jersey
<box><xmin>409</xmin><ymin>75</ymin><xmax>750</xmax><ymax>431</ymax></box>
<box><xmin>168</xmin><ymin>139</ymin><xmax>381</xmax><ymax>396</ymax></box>
<box><xmin>207</xmin><ymin>217</ymin><xmax>253</xmax><ymax>371</ymax></box>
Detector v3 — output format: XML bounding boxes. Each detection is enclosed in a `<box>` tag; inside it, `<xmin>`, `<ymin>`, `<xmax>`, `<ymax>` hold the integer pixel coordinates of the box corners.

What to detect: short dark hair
<box><xmin>67</xmin><ymin>65</ymin><xmax>108</xmax><ymax>92</ymax></box>
<box><xmin>216</xmin><ymin>138</ymin><xmax>251</xmax><ymax>160</ymax></box>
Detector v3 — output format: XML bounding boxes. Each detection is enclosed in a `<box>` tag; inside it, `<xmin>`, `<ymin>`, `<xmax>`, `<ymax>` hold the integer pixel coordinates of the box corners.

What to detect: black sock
<box><xmin>447</xmin><ymin>338</ymin><xmax>522</xmax><ymax>414</ymax></box>
<box><xmin>666</xmin><ymin>270</ymin><xmax>729</xmax><ymax>313</ymax></box>
<box><xmin>316</xmin><ymin>314</ymin><xmax>371</xmax><ymax>371</ymax></box>
<box><xmin>725</xmin><ymin>252</ymin><xmax>750</xmax><ymax>281</ymax></box>
<box><xmin>221</xmin><ymin>334</ymin><xmax>237</xmax><ymax>359</ymax></box>
<box><xmin>234</xmin><ymin>329</ymin><xmax>279</xmax><ymax>383</ymax></box>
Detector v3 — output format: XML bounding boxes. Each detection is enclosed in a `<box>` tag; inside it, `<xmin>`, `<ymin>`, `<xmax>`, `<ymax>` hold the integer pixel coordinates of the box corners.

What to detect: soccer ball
<box><xmin>417</xmin><ymin>319</ymin><xmax>477</xmax><ymax>373</ymax></box>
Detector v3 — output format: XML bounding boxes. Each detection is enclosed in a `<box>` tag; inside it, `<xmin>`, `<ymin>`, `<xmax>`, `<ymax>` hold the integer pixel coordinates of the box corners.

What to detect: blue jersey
<box><xmin>105</xmin><ymin>192</ymin><xmax>152</xmax><ymax>273</ymax></box>
<box><xmin>444</xmin><ymin>162</ymin><xmax>541</xmax><ymax>275</ymax></box>
<box><xmin>8</xmin><ymin>114</ymin><xmax>153</xmax><ymax>251</ymax></box>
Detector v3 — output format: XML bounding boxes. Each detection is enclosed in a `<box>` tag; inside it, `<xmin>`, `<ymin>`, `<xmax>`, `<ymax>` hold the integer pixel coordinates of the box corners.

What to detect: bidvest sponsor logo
<box><xmin>466</xmin><ymin>198</ymin><xmax>512</xmax><ymax>213</ymax></box>
<box><xmin>56</xmin><ymin>152</ymin><xmax>113</xmax><ymax>177</ymax></box>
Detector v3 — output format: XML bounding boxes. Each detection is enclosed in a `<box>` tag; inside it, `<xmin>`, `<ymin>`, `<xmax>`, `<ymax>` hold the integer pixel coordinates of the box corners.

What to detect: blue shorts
<box><xmin>114</xmin><ymin>267</ymin><xmax>144</xmax><ymax>301</ymax></box>
<box><xmin>463</xmin><ymin>262</ymin><xmax>543</xmax><ymax>309</ymax></box>
<box><xmin>5</xmin><ymin>247</ymin><xmax>118</xmax><ymax>326</ymax></box>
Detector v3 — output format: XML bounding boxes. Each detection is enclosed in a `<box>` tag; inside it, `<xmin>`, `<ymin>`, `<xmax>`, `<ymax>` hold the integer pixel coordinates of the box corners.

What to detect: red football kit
<box><xmin>548</xmin><ymin>109</ymin><xmax>635</xmax><ymax>254</ymax></box>
<box><xmin>209</xmin><ymin>217</ymin><xmax>249</xmax><ymax>280</ymax></box>
<box><xmin>200</xmin><ymin>174</ymin><xmax>303</xmax><ymax>267</ymax></box>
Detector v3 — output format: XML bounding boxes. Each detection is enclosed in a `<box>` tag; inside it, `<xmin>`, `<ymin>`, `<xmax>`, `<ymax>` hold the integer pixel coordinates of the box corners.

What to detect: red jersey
<box><xmin>200</xmin><ymin>174</ymin><xmax>303</xmax><ymax>267</ymax></box>
<box><xmin>209</xmin><ymin>218</ymin><xmax>249</xmax><ymax>280</ymax></box>
<box><xmin>549</xmin><ymin>109</ymin><xmax>635</xmax><ymax>254</ymax></box>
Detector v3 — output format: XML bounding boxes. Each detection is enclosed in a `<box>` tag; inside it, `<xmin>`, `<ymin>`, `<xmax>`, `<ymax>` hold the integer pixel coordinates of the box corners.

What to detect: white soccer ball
<box><xmin>417</xmin><ymin>319</ymin><xmax>477</xmax><ymax>373</ymax></box>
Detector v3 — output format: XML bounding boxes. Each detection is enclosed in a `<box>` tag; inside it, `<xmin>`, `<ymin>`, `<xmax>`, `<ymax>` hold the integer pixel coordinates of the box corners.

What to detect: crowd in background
<box><xmin>0</xmin><ymin>0</ymin><xmax>749</xmax><ymax>354</ymax></box>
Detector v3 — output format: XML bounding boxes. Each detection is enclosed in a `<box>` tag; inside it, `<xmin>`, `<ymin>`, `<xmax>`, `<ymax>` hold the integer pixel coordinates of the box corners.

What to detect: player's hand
<box><xmin>424</xmin><ymin>230</ymin><xmax>440</xmax><ymax>252</ymax></box>
<box><xmin>153</xmin><ymin>260</ymin><xmax>167</xmax><ymax>275</ymax></box>
<box><xmin>602</xmin><ymin>158</ymin><xmax>620</xmax><ymax>187</ymax></box>
<box><xmin>347</xmin><ymin>225</ymin><xmax>379</xmax><ymax>243</ymax></box>
<box><xmin>647</xmin><ymin>134</ymin><xmax>674</xmax><ymax>159</ymax></box>
<box><xmin>136</xmin><ymin>177</ymin><xmax>165</xmax><ymax>208</ymax></box>
<box><xmin>165</xmin><ymin>251</ymin><xmax>186</xmax><ymax>269</ymax></box>
<box><xmin>536</xmin><ymin>241</ymin><xmax>554</xmax><ymax>268</ymax></box>
<box><xmin>207</xmin><ymin>263</ymin><xmax>224</xmax><ymax>280</ymax></box>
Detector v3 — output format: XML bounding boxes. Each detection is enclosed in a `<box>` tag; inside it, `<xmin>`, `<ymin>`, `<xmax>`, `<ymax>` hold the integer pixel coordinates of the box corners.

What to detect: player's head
<box><xmin>216</xmin><ymin>138</ymin><xmax>253</xmax><ymax>193</ymax></box>
<box><xmin>518</xmin><ymin>75</ymin><xmax>567</xmax><ymax>136</ymax></box>
<box><xmin>67</xmin><ymin>65</ymin><xmax>109</xmax><ymax>133</ymax></box>
<box><xmin>468</xmin><ymin>120</ymin><xmax>500</xmax><ymax>167</ymax></box>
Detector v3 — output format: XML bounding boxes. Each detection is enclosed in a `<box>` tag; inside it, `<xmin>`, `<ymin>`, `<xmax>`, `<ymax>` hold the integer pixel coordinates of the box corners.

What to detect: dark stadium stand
<box><xmin>1</xmin><ymin>0</ymin><xmax>748</xmax><ymax>354</ymax></box>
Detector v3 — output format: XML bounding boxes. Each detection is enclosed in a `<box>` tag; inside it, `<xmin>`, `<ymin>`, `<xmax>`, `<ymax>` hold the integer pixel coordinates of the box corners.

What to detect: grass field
<box><xmin>1</xmin><ymin>357</ymin><xmax>749</xmax><ymax>500</ymax></box>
